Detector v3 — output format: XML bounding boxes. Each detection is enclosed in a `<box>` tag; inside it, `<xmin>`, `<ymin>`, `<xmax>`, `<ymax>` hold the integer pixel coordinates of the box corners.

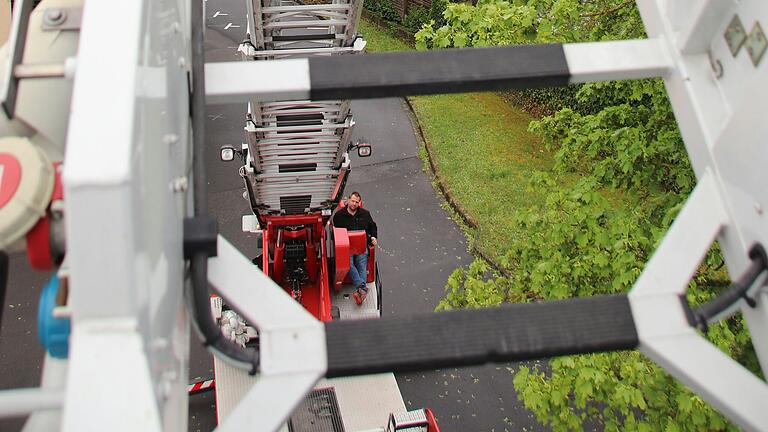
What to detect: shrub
<box><xmin>364</xmin><ymin>0</ymin><xmax>400</xmax><ymax>23</ymax></box>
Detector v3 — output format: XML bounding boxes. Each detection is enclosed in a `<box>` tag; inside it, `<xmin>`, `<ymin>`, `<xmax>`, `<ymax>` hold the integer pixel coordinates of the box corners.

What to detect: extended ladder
<box><xmin>238</xmin><ymin>0</ymin><xmax>365</xmax><ymax>215</ymax></box>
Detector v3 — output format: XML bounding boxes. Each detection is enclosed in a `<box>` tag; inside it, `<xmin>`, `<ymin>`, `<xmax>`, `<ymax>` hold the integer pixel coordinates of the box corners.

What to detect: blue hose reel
<box><xmin>37</xmin><ymin>275</ymin><xmax>70</xmax><ymax>358</ymax></box>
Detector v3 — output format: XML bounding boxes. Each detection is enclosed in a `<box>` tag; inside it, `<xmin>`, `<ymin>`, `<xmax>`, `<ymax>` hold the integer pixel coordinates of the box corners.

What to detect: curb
<box><xmin>402</xmin><ymin>97</ymin><xmax>513</xmax><ymax>278</ymax></box>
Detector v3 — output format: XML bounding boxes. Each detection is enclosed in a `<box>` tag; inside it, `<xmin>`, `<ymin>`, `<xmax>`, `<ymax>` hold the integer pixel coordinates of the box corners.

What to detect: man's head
<box><xmin>347</xmin><ymin>191</ymin><xmax>362</xmax><ymax>212</ymax></box>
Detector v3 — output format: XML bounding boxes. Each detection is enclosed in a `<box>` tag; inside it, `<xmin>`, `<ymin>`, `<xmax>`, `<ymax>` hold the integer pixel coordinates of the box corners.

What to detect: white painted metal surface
<box><xmin>205</xmin><ymin>59</ymin><xmax>311</xmax><ymax>104</ymax></box>
<box><xmin>0</xmin><ymin>388</ymin><xmax>63</xmax><ymax>417</ymax></box>
<box><xmin>627</xmin><ymin>1</ymin><xmax>768</xmax><ymax>430</ymax></box>
<box><xmin>21</xmin><ymin>355</ymin><xmax>68</xmax><ymax>432</ymax></box>
<box><xmin>564</xmin><ymin>39</ymin><xmax>673</xmax><ymax>83</ymax></box>
<box><xmin>63</xmin><ymin>320</ymin><xmax>163</xmax><ymax>431</ymax></box>
<box><xmin>62</xmin><ymin>0</ymin><xmax>191</xmax><ymax>430</ymax></box>
<box><xmin>629</xmin><ymin>171</ymin><xmax>768</xmax><ymax>430</ymax></box>
<box><xmin>208</xmin><ymin>236</ymin><xmax>326</xmax><ymax>431</ymax></box>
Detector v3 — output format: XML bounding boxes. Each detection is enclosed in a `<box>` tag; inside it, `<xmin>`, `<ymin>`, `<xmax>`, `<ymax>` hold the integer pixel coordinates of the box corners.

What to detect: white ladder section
<box><xmin>239</xmin><ymin>0</ymin><xmax>365</xmax><ymax>215</ymax></box>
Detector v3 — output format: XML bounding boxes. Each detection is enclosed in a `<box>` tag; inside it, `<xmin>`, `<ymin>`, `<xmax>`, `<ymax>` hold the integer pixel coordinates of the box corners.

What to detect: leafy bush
<box><xmin>427</xmin><ymin>0</ymin><xmax>449</xmax><ymax>28</ymax></box>
<box><xmin>530</xmin><ymin>80</ymin><xmax>696</xmax><ymax>196</ymax></box>
<box><xmin>403</xmin><ymin>6</ymin><xmax>430</xmax><ymax>34</ymax></box>
<box><xmin>365</xmin><ymin>0</ymin><xmax>453</xmax><ymax>36</ymax></box>
<box><xmin>364</xmin><ymin>0</ymin><xmax>400</xmax><ymax>23</ymax></box>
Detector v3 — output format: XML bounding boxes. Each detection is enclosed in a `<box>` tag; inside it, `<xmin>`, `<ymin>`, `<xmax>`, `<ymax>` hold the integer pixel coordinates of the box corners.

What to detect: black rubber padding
<box><xmin>325</xmin><ymin>294</ymin><xmax>637</xmax><ymax>377</ymax></box>
<box><xmin>309</xmin><ymin>44</ymin><xmax>570</xmax><ymax>100</ymax></box>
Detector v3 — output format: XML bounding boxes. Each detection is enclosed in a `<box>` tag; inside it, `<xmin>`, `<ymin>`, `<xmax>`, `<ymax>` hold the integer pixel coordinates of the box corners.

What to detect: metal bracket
<box><xmin>42</xmin><ymin>7</ymin><xmax>82</xmax><ymax>31</ymax></box>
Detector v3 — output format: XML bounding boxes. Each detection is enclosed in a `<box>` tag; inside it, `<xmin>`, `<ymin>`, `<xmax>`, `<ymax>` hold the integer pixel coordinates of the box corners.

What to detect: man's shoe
<box><xmin>352</xmin><ymin>285</ymin><xmax>368</xmax><ymax>306</ymax></box>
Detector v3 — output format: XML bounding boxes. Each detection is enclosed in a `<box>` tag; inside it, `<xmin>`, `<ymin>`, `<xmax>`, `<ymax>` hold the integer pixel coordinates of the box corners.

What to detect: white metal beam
<box><xmin>205</xmin><ymin>60</ymin><xmax>311</xmax><ymax>104</ymax></box>
<box><xmin>208</xmin><ymin>236</ymin><xmax>326</xmax><ymax>430</ymax></box>
<box><xmin>564</xmin><ymin>39</ymin><xmax>673</xmax><ymax>83</ymax></box>
<box><xmin>629</xmin><ymin>170</ymin><xmax>768</xmax><ymax>431</ymax></box>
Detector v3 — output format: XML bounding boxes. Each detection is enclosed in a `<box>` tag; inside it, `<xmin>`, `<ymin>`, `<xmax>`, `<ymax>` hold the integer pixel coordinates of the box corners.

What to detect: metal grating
<box><xmin>288</xmin><ymin>387</ymin><xmax>345</xmax><ymax>432</ymax></box>
<box><xmin>280</xmin><ymin>195</ymin><xmax>312</xmax><ymax>214</ymax></box>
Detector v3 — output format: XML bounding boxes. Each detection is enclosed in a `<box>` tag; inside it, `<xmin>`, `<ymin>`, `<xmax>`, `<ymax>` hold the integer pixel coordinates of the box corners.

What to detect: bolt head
<box><xmin>44</xmin><ymin>9</ymin><xmax>66</xmax><ymax>25</ymax></box>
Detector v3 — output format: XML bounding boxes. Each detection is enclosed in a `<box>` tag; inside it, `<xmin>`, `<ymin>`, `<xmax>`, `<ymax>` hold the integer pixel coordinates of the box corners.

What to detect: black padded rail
<box><xmin>309</xmin><ymin>44</ymin><xmax>570</xmax><ymax>100</ymax></box>
<box><xmin>325</xmin><ymin>294</ymin><xmax>637</xmax><ymax>377</ymax></box>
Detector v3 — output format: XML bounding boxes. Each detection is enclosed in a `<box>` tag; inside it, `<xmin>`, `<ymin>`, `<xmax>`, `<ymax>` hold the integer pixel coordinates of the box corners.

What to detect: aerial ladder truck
<box><xmin>0</xmin><ymin>0</ymin><xmax>766</xmax><ymax>431</ymax></box>
<box><xmin>211</xmin><ymin>0</ymin><xmax>438</xmax><ymax>429</ymax></box>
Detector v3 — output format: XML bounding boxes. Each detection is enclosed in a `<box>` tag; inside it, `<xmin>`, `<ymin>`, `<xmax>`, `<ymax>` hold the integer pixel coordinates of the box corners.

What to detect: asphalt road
<box><xmin>0</xmin><ymin>2</ymin><xmax>544</xmax><ymax>432</ymax></box>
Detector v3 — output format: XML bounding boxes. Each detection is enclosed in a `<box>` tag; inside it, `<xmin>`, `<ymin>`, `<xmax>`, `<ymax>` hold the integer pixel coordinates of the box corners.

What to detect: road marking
<box><xmin>208</xmin><ymin>114</ymin><xmax>225</xmax><ymax>121</ymax></box>
<box><xmin>224</xmin><ymin>23</ymin><xmax>240</xmax><ymax>30</ymax></box>
<box><xmin>212</xmin><ymin>11</ymin><xmax>227</xmax><ymax>18</ymax></box>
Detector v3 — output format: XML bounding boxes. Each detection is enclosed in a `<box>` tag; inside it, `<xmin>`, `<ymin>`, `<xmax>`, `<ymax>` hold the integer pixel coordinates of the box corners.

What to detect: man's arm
<box><xmin>367</xmin><ymin>211</ymin><xmax>378</xmax><ymax>246</ymax></box>
<box><xmin>332</xmin><ymin>210</ymin><xmax>343</xmax><ymax>227</ymax></box>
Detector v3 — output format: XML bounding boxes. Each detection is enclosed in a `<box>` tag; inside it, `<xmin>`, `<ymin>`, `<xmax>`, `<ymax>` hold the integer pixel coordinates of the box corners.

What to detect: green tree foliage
<box><xmin>415</xmin><ymin>0</ymin><xmax>758</xmax><ymax>430</ymax></box>
<box><xmin>364</xmin><ymin>0</ymin><xmax>452</xmax><ymax>37</ymax></box>
<box><xmin>364</xmin><ymin>0</ymin><xmax>401</xmax><ymax>23</ymax></box>
<box><xmin>531</xmin><ymin>80</ymin><xmax>696</xmax><ymax>196</ymax></box>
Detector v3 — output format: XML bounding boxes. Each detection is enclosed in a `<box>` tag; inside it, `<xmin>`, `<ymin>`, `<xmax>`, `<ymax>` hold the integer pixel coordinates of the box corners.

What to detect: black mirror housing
<box><xmin>220</xmin><ymin>145</ymin><xmax>236</xmax><ymax>161</ymax></box>
<box><xmin>357</xmin><ymin>143</ymin><xmax>372</xmax><ymax>157</ymax></box>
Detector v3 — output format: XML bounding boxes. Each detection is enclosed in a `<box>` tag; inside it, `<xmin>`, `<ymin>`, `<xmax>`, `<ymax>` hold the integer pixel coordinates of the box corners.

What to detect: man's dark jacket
<box><xmin>333</xmin><ymin>207</ymin><xmax>378</xmax><ymax>243</ymax></box>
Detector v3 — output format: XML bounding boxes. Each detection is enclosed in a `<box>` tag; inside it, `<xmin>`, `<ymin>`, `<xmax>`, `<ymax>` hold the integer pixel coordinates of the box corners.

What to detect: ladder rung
<box><xmin>252</xmin><ymin>47</ymin><xmax>359</xmax><ymax>57</ymax></box>
<box><xmin>259</xmin><ymin>156</ymin><xmax>339</xmax><ymax>162</ymax></box>
<box><xmin>257</xmin><ymin>173</ymin><xmax>336</xmax><ymax>181</ymax></box>
<box><xmin>258</xmin><ymin>132</ymin><xmax>344</xmax><ymax>140</ymax></box>
<box><xmin>263</xmin><ymin>20</ymin><xmax>347</xmax><ymax>29</ymax></box>
<box><xmin>256</xmin><ymin>138</ymin><xmax>341</xmax><ymax>145</ymax></box>
<box><xmin>254</xmin><ymin>123</ymin><xmax>349</xmax><ymax>133</ymax></box>
<box><xmin>261</xmin><ymin>4</ymin><xmax>351</xmax><ymax>13</ymax></box>
<box><xmin>258</xmin><ymin>144</ymin><xmax>340</xmax><ymax>152</ymax></box>
<box><xmin>270</xmin><ymin>34</ymin><xmax>338</xmax><ymax>42</ymax></box>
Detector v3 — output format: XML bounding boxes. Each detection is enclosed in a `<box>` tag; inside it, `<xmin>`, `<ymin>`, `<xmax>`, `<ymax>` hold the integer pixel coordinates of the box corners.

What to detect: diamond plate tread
<box><xmin>318</xmin><ymin>374</ymin><xmax>406</xmax><ymax>431</ymax></box>
<box><xmin>331</xmin><ymin>281</ymin><xmax>379</xmax><ymax>320</ymax></box>
<box><xmin>214</xmin><ymin>356</ymin><xmax>258</xmax><ymax>422</ymax></box>
<box><xmin>214</xmin><ymin>358</ymin><xmax>404</xmax><ymax>431</ymax></box>
<box><xmin>289</xmin><ymin>388</ymin><xmax>345</xmax><ymax>432</ymax></box>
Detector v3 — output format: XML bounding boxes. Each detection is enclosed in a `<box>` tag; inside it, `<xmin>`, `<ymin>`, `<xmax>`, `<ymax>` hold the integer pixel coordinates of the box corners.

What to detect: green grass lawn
<box><xmin>408</xmin><ymin>93</ymin><xmax>555</xmax><ymax>258</ymax></box>
<box><xmin>360</xmin><ymin>18</ymin><xmax>558</xmax><ymax>258</ymax></box>
<box><xmin>359</xmin><ymin>19</ymin><xmax>413</xmax><ymax>52</ymax></box>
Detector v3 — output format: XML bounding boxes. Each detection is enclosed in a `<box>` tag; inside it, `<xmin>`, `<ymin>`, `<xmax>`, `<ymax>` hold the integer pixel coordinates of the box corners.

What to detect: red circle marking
<box><xmin>0</xmin><ymin>152</ymin><xmax>22</xmax><ymax>209</ymax></box>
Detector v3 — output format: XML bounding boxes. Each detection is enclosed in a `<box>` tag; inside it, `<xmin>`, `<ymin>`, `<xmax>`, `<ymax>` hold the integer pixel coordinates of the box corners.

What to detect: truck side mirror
<box><xmin>220</xmin><ymin>145</ymin><xmax>236</xmax><ymax>161</ymax></box>
<box><xmin>357</xmin><ymin>143</ymin><xmax>372</xmax><ymax>157</ymax></box>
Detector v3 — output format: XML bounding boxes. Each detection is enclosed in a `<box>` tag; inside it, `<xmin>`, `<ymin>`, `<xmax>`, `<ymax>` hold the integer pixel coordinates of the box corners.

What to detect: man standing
<box><xmin>333</xmin><ymin>191</ymin><xmax>377</xmax><ymax>305</ymax></box>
